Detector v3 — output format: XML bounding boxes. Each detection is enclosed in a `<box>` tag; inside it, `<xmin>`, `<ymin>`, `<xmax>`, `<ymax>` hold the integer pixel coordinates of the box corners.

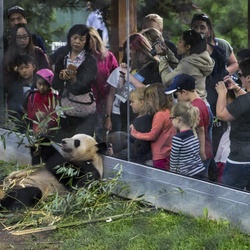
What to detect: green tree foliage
<box><xmin>4</xmin><ymin>0</ymin><xmax>248</xmax><ymax>53</ymax></box>
<box><xmin>136</xmin><ymin>0</ymin><xmax>248</xmax><ymax>52</ymax></box>
<box><xmin>4</xmin><ymin>0</ymin><xmax>88</xmax><ymax>52</ymax></box>
<box><xmin>192</xmin><ymin>0</ymin><xmax>248</xmax><ymax>52</ymax></box>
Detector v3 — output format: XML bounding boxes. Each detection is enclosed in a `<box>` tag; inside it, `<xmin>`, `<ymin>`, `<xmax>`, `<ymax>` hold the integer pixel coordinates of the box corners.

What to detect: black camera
<box><xmin>150</xmin><ymin>40</ymin><xmax>162</xmax><ymax>56</ymax></box>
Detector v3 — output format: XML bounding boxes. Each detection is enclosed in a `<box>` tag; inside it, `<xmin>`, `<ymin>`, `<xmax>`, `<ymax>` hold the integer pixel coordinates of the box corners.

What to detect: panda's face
<box><xmin>61</xmin><ymin>139</ymin><xmax>80</xmax><ymax>153</ymax></box>
<box><xmin>61</xmin><ymin>134</ymin><xmax>98</xmax><ymax>162</ymax></box>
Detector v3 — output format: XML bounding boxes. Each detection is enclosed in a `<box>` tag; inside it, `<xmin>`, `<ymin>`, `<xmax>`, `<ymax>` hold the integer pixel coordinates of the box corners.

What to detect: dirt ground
<box><xmin>0</xmin><ymin>224</ymin><xmax>60</xmax><ymax>250</ymax></box>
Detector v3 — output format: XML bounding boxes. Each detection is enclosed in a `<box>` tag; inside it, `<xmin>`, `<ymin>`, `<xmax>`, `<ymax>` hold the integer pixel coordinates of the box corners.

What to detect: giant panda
<box><xmin>0</xmin><ymin>134</ymin><xmax>107</xmax><ymax>210</ymax></box>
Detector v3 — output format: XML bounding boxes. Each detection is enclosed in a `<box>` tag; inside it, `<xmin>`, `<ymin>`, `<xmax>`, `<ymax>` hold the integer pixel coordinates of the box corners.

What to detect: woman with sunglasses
<box><xmin>159</xmin><ymin>29</ymin><xmax>214</xmax><ymax>103</ymax></box>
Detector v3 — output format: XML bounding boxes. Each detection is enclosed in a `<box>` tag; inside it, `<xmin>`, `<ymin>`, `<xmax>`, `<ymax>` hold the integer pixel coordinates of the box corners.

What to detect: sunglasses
<box><xmin>193</xmin><ymin>13</ymin><xmax>209</xmax><ymax>20</ymax></box>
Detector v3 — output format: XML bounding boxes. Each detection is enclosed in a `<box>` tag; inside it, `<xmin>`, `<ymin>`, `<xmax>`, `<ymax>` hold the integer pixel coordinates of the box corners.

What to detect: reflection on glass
<box><xmin>0</xmin><ymin>1</ymin><xmax>249</xmax><ymax>192</ymax></box>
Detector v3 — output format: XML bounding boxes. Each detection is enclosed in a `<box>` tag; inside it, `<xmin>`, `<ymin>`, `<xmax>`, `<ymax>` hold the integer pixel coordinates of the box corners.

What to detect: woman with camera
<box><xmin>118</xmin><ymin>33</ymin><xmax>162</xmax><ymax>131</ymax></box>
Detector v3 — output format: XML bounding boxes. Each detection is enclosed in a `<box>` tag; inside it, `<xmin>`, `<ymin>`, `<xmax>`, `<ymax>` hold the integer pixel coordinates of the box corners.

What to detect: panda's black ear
<box><xmin>74</xmin><ymin>139</ymin><xmax>81</xmax><ymax>148</ymax></box>
<box><xmin>96</xmin><ymin>142</ymin><xmax>107</xmax><ymax>154</ymax></box>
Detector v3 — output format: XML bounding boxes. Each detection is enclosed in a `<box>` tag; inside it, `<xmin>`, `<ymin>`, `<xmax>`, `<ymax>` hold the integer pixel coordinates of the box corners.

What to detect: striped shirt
<box><xmin>170</xmin><ymin>129</ymin><xmax>204</xmax><ymax>176</ymax></box>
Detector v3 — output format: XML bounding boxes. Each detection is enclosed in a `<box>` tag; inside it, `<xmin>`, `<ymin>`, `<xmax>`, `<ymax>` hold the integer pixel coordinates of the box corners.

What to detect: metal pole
<box><xmin>126</xmin><ymin>0</ymin><xmax>130</xmax><ymax>161</ymax></box>
<box><xmin>0</xmin><ymin>0</ymin><xmax>4</xmax><ymax>126</ymax></box>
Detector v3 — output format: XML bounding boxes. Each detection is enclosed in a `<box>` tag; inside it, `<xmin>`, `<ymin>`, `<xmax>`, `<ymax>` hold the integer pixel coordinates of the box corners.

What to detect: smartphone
<box><xmin>67</xmin><ymin>64</ymin><xmax>77</xmax><ymax>75</ymax></box>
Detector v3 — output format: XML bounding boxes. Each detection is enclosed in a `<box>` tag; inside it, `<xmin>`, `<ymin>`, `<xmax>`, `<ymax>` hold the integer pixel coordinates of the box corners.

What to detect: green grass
<box><xmin>51</xmin><ymin>210</ymin><xmax>250</xmax><ymax>250</ymax></box>
<box><xmin>0</xmin><ymin>161</ymin><xmax>250</xmax><ymax>250</ymax></box>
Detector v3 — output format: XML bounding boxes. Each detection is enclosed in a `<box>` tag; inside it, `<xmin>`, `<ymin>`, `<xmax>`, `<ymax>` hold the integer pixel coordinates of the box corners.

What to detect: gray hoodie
<box><xmin>159</xmin><ymin>51</ymin><xmax>215</xmax><ymax>101</ymax></box>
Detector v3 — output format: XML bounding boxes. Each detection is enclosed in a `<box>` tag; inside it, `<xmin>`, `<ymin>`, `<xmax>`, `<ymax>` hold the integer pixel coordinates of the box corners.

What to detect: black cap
<box><xmin>8</xmin><ymin>6</ymin><xmax>26</xmax><ymax>19</ymax></box>
<box><xmin>165</xmin><ymin>74</ymin><xmax>196</xmax><ymax>94</ymax></box>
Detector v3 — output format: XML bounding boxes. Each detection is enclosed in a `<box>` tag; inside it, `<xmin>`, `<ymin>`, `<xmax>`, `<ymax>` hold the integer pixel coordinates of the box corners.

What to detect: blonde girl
<box><xmin>129</xmin><ymin>87</ymin><xmax>153</xmax><ymax>164</ymax></box>
<box><xmin>130</xmin><ymin>83</ymin><xmax>176</xmax><ymax>170</ymax></box>
<box><xmin>170</xmin><ymin>101</ymin><xmax>205</xmax><ymax>178</ymax></box>
<box><xmin>129</xmin><ymin>87</ymin><xmax>146</xmax><ymax>116</ymax></box>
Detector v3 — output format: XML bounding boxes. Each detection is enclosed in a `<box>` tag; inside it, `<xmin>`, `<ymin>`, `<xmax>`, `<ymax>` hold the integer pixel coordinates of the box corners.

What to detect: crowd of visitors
<box><xmin>3</xmin><ymin>5</ymin><xmax>250</xmax><ymax>191</ymax></box>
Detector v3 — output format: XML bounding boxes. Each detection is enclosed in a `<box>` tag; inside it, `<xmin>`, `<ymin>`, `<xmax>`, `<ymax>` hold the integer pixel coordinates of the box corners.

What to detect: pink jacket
<box><xmin>131</xmin><ymin>109</ymin><xmax>176</xmax><ymax>160</ymax></box>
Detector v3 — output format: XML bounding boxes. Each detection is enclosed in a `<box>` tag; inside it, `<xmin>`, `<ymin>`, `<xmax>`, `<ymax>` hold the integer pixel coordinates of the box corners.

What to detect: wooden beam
<box><xmin>248</xmin><ymin>0</ymin><xmax>250</xmax><ymax>47</ymax></box>
<box><xmin>109</xmin><ymin>0</ymin><xmax>137</xmax><ymax>62</ymax></box>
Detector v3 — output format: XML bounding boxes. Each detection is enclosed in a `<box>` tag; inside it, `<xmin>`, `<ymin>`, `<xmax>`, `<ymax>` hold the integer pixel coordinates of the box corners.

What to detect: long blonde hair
<box><xmin>89</xmin><ymin>26</ymin><xmax>107</xmax><ymax>59</ymax></box>
<box><xmin>141</xmin><ymin>27</ymin><xmax>164</xmax><ymax>46</ymax></box>
<box><xmin>143</xmin><ymin>83</ymin><xmax>172</xmax><ymax>115</ymax></box>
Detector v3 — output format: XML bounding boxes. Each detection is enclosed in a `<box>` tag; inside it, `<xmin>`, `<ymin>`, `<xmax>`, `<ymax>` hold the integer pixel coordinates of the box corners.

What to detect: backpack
<box><xmin>206</xmin><ymin>40</ymin><xmax>229</xmax><ymax>115</ymax></box>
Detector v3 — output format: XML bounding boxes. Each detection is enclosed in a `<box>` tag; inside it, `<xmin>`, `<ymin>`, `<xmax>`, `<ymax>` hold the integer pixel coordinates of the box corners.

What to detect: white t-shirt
<box><xmin>106</xmin><ymin>67</ymin><xmax>121</xmax><ymax>115</ymax></box>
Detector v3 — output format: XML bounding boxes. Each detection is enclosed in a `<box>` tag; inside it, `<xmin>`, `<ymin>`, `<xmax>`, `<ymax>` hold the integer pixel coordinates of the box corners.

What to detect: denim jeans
<box><xmin>203</xmin><ymin>157</ymin><xmax>212</xmax><ymax>180</ymax></box>
<box><xmin>206</xmin><ymin>104</ymin><xmax>213</xmax><ymax>144</ymax></box>
<box><xmin>222</xmin><ymin>161</ymin><xmax>250</xmax><ymax>190</ymax></box>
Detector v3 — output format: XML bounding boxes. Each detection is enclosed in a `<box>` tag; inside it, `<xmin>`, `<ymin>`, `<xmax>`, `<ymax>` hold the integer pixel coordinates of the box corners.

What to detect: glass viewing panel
<box><xmin>0</xmin><ymin>0</ymin><xmax>249</xmax><ymax>193</ymax></box>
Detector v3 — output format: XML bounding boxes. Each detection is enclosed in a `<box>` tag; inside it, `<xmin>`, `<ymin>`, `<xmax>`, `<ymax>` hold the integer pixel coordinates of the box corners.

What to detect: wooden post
<box><xmin>109</xmin><ymin>0</ymin><xmax>137</xmax><ymax>62</ymax></box>
<box><xmin>0</xmin><ymin>0</ymin><xmax>4</xmax><ymax>125</ymax></box>
<box><xmin>248</xmin><ymin>0</ymin><xmax>250</xmax><ymax>47</ymax></box>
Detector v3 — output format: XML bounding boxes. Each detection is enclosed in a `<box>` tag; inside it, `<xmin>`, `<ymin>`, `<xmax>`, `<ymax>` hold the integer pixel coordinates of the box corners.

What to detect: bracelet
<box><xmin>234</xmin><ymin>87</ymin><xmax>241</xmax><ymax>92</ymax></box>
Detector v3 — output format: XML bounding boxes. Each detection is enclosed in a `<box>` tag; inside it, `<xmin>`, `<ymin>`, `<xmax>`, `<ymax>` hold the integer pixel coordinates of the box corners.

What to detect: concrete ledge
<box><xmin>0</xmin><ymin>128</ymin><xmax>249</xmax><ymax>233</ymax></box>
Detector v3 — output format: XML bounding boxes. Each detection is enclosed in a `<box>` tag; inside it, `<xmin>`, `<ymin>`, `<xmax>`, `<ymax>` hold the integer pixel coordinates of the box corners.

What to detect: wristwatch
<box><xmin>105</xmin><ymin>114</ymin><xmax>110</xmax><ymax>118</ymax></box>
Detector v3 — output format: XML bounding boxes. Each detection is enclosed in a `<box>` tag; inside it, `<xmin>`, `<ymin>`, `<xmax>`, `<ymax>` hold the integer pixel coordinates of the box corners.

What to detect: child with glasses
<box><xmin>169</xmin><ymin>101</ymin><xmax>205</xmax><ymax>178</ymax></box>
<box><xmin>130</xmin><ymin>83</ymin><xmax>176</xmax><ymax>170</ymax></box>
<box><xmin>165</xmin><ymin>74</ymin><xmax>213</xmax><ymax>180</ymax></box>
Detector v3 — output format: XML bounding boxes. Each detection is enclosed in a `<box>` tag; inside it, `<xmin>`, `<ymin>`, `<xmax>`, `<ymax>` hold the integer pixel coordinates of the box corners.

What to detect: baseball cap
<box><xmin>8</xmin><ymin>6</ymin><xmax>26</xmax><ymax>19</ymax></box>
<box><xmin>36</xmin><ymin>69</ymin><xmax>54</xmax><ymax>86</ymax></box>
<box><xmin>165</xmin><ymin>74</ymin><xmax>196</xmax><ymax>94</ymax></box>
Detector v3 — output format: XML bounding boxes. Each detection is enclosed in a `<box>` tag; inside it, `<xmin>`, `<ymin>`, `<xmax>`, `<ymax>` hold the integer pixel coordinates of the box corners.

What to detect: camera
<box><xmin>225</xmin><ymin>75</ymin><xmax>238</xmax><ymax>88</ymax></box>
<box><xmin>150</xmin><ymin>40</ymin><xmax>163</xmax><ymax>56</ymax></box>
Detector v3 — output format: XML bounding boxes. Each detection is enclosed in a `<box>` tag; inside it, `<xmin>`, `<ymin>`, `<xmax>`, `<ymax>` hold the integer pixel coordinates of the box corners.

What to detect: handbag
<box><xmin>60</xmin><ymin>89</ymin><xmax>96</xmax><ymax>117</ymax></box>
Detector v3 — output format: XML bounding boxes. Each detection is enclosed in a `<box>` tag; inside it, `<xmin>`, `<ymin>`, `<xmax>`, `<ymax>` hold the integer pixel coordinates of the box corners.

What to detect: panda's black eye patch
<box><xmin>74</xmin><ymin>139</ymin><xmax>81</xmax><ymax>148</ymax></box>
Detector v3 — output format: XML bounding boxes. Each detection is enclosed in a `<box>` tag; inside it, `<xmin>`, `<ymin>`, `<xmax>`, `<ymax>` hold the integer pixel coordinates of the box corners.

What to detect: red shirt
<box><xmin>191</xmin><ymin>98</ymin><xmax>213</xmax><ymax>158</ymax></box>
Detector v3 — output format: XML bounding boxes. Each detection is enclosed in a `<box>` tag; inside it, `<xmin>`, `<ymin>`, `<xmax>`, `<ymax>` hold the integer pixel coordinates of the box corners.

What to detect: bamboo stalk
<box><xmin>10</xmin><ymin>208</ymin><xmax>155</xmax><ymax>236</ymax></box>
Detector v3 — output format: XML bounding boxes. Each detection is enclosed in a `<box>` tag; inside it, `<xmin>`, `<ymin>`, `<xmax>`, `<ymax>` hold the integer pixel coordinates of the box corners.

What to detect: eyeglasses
<box><xmin>16</xmin><ymin>35</ymin><xmax>29</xmax><ymax>41</ymax></box>
<box><xmin>169</xmin><ymin>116</ymin><xmax>177</xmax><ymax>121</ymax></box>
